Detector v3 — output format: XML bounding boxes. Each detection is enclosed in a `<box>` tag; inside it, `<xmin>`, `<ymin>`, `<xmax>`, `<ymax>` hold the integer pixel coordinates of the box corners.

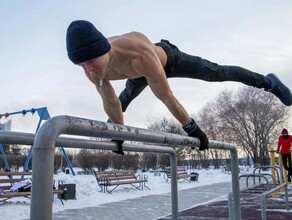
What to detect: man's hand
<box><xmin>107</xmin><ymin>119</ymin><xmax>125</xmax><ymax>155</ymax></box>
<box><xmin>276</xmin><ymin>149</ymin><xmax>280</xmax><ymax>154</ymax></box>
<box><xmin>183</xmin><ymin>118</ymin><xmax>209</xmax><ymax>151</ymax></box>
<box><xmin>111</xmin><ymin>140</ymin><xmax>125</xmax><ymax>155</ymax></box>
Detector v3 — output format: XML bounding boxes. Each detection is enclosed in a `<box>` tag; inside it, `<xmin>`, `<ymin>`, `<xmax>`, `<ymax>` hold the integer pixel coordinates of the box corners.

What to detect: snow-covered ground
<box><xmin>0</xmin><ymin>166</ymin><xmax>251</xmax><ymax>219</ymax></box>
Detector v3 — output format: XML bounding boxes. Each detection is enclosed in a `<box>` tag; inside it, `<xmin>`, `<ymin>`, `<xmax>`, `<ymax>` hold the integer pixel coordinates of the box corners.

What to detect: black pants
<box><xmin>119</xmin><ymin>39</ymin><xmax>266</xmax><ymax>112</ymax></box>
<box><xmin>281</xmin><ymin>154</ymin><xmax>292</xmax><ymax>177</ymax></box>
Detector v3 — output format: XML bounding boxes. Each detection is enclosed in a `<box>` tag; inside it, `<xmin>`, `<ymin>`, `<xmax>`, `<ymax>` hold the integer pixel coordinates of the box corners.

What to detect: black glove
<box><xmin>106</xmin><ymin>119</ymin><xmax>125</xmax><ymax>155</ymax></box>
<box><xmin>183</xmin><ymin>118</ymin><xmax>209</xmax><ymax>151</ymax></box>
<box><xmin>111</xmin><ymin>140</ymin><xmax>125</xmax><ymax>155</ymax></box>
<box><xmin>276</xmin><ymin>149</ymin><xmax>279</xmax><ymax>154</ymax></box>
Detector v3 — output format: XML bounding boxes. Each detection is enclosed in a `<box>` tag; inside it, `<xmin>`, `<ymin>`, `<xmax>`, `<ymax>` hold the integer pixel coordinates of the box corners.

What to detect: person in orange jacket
<box><xmin>277</xmin><ymin>128</ymin><xmax>292</xmax><ymax>182</ymax></box>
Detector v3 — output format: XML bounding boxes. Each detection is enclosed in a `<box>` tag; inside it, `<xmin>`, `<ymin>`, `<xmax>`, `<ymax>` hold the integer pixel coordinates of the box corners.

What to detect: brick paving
<box><xmin>52</xmin><ymin>182</ymin><xmax>232</xmax><ymax>220</ymax></box>
<box><xmin>51</xmin><ymin>181</ymin><xmax>292</xmax><ymax>220</ymax></box>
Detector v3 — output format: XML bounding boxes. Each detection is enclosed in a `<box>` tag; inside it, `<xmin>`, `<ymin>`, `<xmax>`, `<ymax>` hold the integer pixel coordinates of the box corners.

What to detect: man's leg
<box><xmin>168</xmin><ymin>49</ymin><xmax>292</xmax><ymax>106</ymax></box>
<box><xmin>119</xmin><ymin>77</ymin><xmax>148</xmax><ymax>112</ymax></box>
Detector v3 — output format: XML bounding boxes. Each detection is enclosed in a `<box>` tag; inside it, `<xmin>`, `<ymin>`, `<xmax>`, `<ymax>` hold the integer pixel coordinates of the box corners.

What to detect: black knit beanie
<box><xmin>66</xmin><ymin>20</ymin><xmax>111</xmax><ymax>64</ymax></box>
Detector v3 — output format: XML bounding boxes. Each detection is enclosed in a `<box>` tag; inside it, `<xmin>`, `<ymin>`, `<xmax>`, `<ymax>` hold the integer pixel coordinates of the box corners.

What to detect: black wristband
<box><xmin>183</xmin><ymin>118</ymin><xmax>197</xmax><ymax>133</ymax></box>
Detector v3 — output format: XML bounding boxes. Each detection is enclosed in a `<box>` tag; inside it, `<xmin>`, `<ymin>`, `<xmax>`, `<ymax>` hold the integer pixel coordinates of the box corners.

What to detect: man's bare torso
<box><xmin>92</xmin><ymin>32</ymin><xmax>167</xmax><ymax>83</ymax></box>
<box><xmin>83</xmin><ymin>31</ymin><xmax>190</xmax><ymax>126</ymax></box>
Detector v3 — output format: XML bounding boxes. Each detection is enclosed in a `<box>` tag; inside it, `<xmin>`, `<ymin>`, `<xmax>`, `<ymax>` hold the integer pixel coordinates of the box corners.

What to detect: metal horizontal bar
<box><xmin>0</xmin><ymin>122</ymin><xmax>236</xmax><ymax>150</ymax></box>
<box><xmin>261</xmin><ymin>182</ymin><xmax>287</xmax><ymax>197</ymax></box>
<box><xmin>0</xmin><ymin>131</ymin><xmax>175</xmax><ymax>154</ymax></box>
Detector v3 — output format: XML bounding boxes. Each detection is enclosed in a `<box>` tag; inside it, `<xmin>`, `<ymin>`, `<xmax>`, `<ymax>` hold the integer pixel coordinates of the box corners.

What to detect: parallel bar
<box><xmin>0</xmin><ymin>115</ymin><xmax>240</xmax><ymax>220</ymax></box>
<box><xmin>260</xmin><ymin>182</ymin><xmax>289</xmax><ymax>220</ymax></box>
<box><xmin>0</xmin><ymin>132</ymin><xmax>178</xmax><ymax>219</ymax></box>
<box><xmin>0</xmin><ymin>127</ymin><xmax>235</xmax><ymax>151</ymax></box>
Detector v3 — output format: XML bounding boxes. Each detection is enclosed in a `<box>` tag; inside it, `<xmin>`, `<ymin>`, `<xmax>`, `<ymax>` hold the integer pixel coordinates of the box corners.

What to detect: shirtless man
<box><xmin>66</xmin><ymin>20</ymin><xmax>292</xmax><ymax>154</ymax></box>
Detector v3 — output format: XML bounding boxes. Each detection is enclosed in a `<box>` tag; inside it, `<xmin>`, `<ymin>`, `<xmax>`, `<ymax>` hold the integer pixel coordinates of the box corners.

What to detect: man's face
<box><xmin>78</xmin><ymin>54</ymin><xmax>109</xmax><ymax>79</ymax></box>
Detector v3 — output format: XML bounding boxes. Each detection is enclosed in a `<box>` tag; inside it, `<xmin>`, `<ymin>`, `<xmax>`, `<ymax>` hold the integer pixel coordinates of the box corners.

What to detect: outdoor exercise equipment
<box><xmin>0</xmin><ymin>115</ymin><xmax>241</xmax><ymax>220</ymax></box>
<box><xmin>0</xmin><ymin>120</ymin><xmax>11</xmax><ymax>169</ymax></box>
<box><xmin>237</xmin><ymin>148</ymin><xmax>290</xmax><ymax>220</ymax></box>
<box><xmin>0</xmin><ymin>108</ymin><xmax>75</xmax><ymax>175</ymax></box>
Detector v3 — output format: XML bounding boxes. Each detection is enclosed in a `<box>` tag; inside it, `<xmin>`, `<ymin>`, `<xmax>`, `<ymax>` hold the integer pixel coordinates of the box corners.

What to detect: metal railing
<box><xmin>0</xmin><ymin>115</ymin><xmax>241</xmax><ymax>220</ymax></box>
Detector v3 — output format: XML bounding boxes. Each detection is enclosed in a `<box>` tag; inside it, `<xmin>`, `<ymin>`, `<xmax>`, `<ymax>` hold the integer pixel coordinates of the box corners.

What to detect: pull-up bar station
<box><xmin>0</xmin><ymin>115</ymin><xmax>241</xmax><ymax>220</ymax></box>
<box><xmin>0</xmin><ymin>108</ymin><xmax>75</xmax><ymax>175</ymax></box>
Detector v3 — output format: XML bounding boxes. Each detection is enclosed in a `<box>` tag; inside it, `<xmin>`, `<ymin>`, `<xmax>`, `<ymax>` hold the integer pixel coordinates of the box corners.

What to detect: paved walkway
<box><xmin>52</xmin><ymin>182</ymin><xmax>233</xmax><ymax>220</ymax></box>
<box><xmin>158</xmin><ymin>184</ymin><xmax>292</xmax><ymax>220</ymax></box>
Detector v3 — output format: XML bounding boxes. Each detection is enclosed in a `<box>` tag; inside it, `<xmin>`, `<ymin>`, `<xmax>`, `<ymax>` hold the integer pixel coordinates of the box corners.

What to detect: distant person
<box><xmin>276</xmin><ymin>128</ymin><xmax>292</xmax><ymax>182</ymax></box>
<box><xmin>66</xmin><ymin>20</ymin><xmax>292</xmax><ymax>154</ymax></box>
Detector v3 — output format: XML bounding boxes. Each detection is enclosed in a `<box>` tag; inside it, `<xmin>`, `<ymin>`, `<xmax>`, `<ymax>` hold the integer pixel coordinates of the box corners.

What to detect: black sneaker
<box><xmin>265</xmin><ymin>73</ymin><xmax>292</xmax><ymax>106</ymax></box>
<box><xmin>287</xmin><ymin>175</ymin><xmax>291</xmax><ymax>183</ymax></box>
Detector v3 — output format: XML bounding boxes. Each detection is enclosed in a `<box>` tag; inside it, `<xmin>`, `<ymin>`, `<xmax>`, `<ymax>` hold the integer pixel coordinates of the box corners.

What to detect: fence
<box><xmin>0</xmin><ymin>115</ymin><xmax>241</xmax><ymax>220</ymax></box>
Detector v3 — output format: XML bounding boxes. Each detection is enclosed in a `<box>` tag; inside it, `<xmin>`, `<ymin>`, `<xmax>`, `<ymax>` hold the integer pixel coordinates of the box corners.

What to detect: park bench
<box><xmin>163</xmin><ymin>166</ymin><xmax>199</xmax><ymax>182</ymax></box>
<box><xmin>0</xmin><ymin>171</ymin><xmax>65</xmax><ymax>203</ymax></box>
<box><xmin>223</xmin><ymin>164</ymin><xmax>240</xmax><ymax>174</ymax></box>
<box><xmin>93</xmin><ymin>170</ymin><xmax>149</xmax><ymax>193</ymax></box>
<box><xmin>224</xmin><ymin>164</ymin><xmax>232</xmax><ymax>174</ymax></box>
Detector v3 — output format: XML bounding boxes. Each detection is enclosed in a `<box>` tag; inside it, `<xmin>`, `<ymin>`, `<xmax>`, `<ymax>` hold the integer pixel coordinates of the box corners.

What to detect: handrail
<box><xmin>260</xmin><ymin>182</ymin><xmax>289</xmax><ymax>220</ymax></box>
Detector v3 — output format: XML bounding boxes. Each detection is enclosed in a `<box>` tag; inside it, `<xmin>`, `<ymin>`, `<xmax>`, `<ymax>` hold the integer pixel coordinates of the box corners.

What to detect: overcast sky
<box><xmin>0</xmin><ymin>0</ymin><xmax>291</xmax><ymax>133</ymax></box>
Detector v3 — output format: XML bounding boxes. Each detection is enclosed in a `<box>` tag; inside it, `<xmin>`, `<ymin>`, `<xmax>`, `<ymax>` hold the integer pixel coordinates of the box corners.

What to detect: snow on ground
<box><xmin>0</xmin><ymin>166</ymin><xmax>251</xmax><ymax>220</ymax></box>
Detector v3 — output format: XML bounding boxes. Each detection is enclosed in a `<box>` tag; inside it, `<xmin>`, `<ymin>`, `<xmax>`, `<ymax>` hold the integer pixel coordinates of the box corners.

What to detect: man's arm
<box><xmin>81</xmin><ymin>64</ymin><xmax>125</xmax><ymax>155</ymax></box>
<box><xmin>138</xmin><ymin>46</ymin><xmax>190</xmax><ymax>125</ymax></box>
<box><xmin>95</xmin><ymin>80</ymin><xmax>124</xmax><ymax>125</ymax></box>
<box><xmin>137</xmin><ymin>43</ymin><xmax>208</xmax><ymax>150</ymax></box>
<box><xmin>96</xmin><ymin>80</ymin><xmax>125</xmax><ymax>155</ymax></box>
<box><xmin>82</xmin><ymin>69</ymin><xmax>123</xmax><ymax>123</ymax></box>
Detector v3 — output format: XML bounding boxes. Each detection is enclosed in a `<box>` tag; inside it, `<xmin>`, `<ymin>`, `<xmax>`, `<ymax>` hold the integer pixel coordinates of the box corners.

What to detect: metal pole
<box><xmin>228</xmin><ymin>192</ymin><xmax>234</xmax><ymax>220</ymax></box>
<box><xmin>284</xmin><ymin>184</ymin><xmax>289</xmax><ymax>211</ymax></box>
<box><xmin>19</xmin><ymin>108</ymin><xmax>46</xmax><ymax>172</ymax></box>
<box><xmin>170</xmin><ymin>151</ymin><xmax>178</xmax><ymax>220</ymax></box>
<box><xmin>260</xmin><ymin>194</ymin><xmax>267</xmax><ymax>220</ymax></box>
<box><xmin>0</xmin><ymin>144</ymin><xmax>10</xmax><ymax>170</ymax></box>
<box><xmin>230</xmin><ymin>148</ymin><xmax>241</xmax><ymax>220</ymax></box>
